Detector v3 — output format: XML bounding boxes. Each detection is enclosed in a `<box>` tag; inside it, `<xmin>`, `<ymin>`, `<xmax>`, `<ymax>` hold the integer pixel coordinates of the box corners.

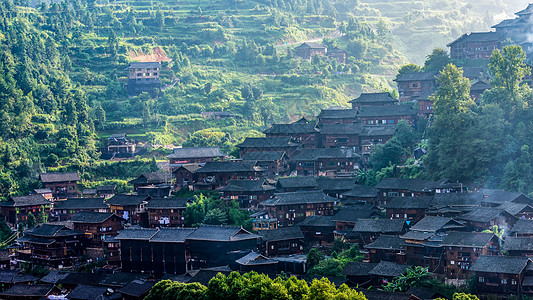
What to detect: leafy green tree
<box><xmin>423</xmin><ymin>48</ymin><xmax>450</xmax><ymax>72</ymax></box>
<box><xmin>27</xmin><ymin>212</ymin><xmax>36</xmax><ymax>228</ymax></box>
<box><xmin>204</xmin><ymin>208</ymin><xmax>228</xmax><ymax>225</ymax></box>
<box><xmin>502</xmin><ymin>145</ymin><xmax>532</xmax><ymax>193</ymax></box>
<box><xmin>306</xmin><ymin>248</ymin><xmax>325</xmax><ymax>269</ymax></box>
<box><xmin>184</xmin><ymin>194</ymin><xmax>207</xmax><ymax>227</ymax></box>
<box><xmin>396</xmin><ymin>64</ymin><xmax>421</xmax><ymax>80</ymax></box>
<box><xmin>369</xmin><ymin>137</ymin><xmax>404</xmax><ymax>171</ymax></box>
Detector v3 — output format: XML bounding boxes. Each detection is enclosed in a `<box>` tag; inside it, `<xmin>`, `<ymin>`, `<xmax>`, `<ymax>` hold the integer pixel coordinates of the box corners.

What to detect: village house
<box><xmin>359</xmin><ymin>125</ymin><xmax>398</xmax><ymax>155</ymax></box>
<box><xmin>172</xmin><ymin>163</ymin><xmax>201</xmax><ymax>188</ymax></box>
<box><xmin>426</xmin><ymin>192</ymin><xmax>484</xmax><ymax>218</ymax></box>
<box><xmin>96</xmin><ymin>185</ymin><xmax>116</xmax><ymax>199</ymax></box>
<box><xmin>16</xmin><ymin>224</ymin><xmax>84</xmax><ymax>268</ymax></box>
<box><xmin>291</xmin><ymin>148</ymin><xmax>360</xmax><ymax>177</ymax></box>
<box><xmin>326</xmin><ymin>47</ymin><xmax>348</xmax><ymax>64</ymax></box>
<box><xmin>364</xmin><ymin>235</ymin><xmax>405</xmax><ymax>264</ymax></box>
<box><xmin>236</xmin><ymin>137</ymin><xmax>300</xmax><ymax>157</ymax></box>
<box><xmin>0</xmin><ymin>270</ymin><xmax>38</xmax><ymax>292</ymax></box>
<box><xmin>441</xmin><ymin>232</ymin><xmax>501</xmax><ymax>279</ymax></box>
<box><xmin>316</xmin><ymin>177</ymin><xmax>357</xmax><ymax>198</ymax></box>
<box><xmin>504</xmin><ymin>237</ymin><xmax>533</xmax><ymax>256</ymax></box>
<box><xmin>349</xmin><ymin>92</ymin><xmax>398</xmax><ymax>111</ymax></box>
<box><xmin>106</xmin><ymin>134</ymin><xmax>136</xmax><ymax>157</ymax></box>
<box><xmin>0</xmin><ymin>284</ymin><xmax>58</xmax><ymax>300</ymax></box>
<box><xmin>39</xmin><ymin>172</ymin><xmax>80</xmax><ymax>200</ymax></box>
<box><xmin>276</xmin><ymin>176</ymin><xmax>319</xmax><ymax>193</ymax></box>
<box><xmin>447</xmin><ymin>32</ymin><xmax>506</xmax><ymax>61</ymax></box>
<box><xmin>263</xmin><ymin>117</ymin><xmax>320</xmax><ymax>148</ymax></box>
<box><xmin>470</xmin><ymin>256</ymin><xmax>532</xmax><ymax>296</ymax></box>
<box><xmin>129</xmin><ymin>172</ymin><xmax>170</xmax><ymax>192</ymax></box>
<box><xmin>106</xmin><ymin>195</ymin><xmax>150</xmax><ymax>225</ymax></box>
<box><xmin>341</xmin><ymin>218</ymin><xmax>407</xmax><ymax>247</ymax></box>
<box><xmin>241</xmin><ymin>151</ymin><xmax>289</xmax><ymax>178</ymax></box>
<box><xmin>375</xmin><ymin>178</ymin><xmax>453</xmax><ymax>207</ymax></box>
<box><xmin>319</xmin><ymin>123</ymin><xmax>362</xmax><ymax>149</ymax></box>
<box><xmin>0</xmin><ymin>194</ymin><xmax>51</xmax><ymax>226</ymax></box>
<box><xmin>220</xmin><ymin>179</ymin><xmax>276</xmax><ymax>209</ymax></box>
<box><xmin>251</xmin><ymin>211</ymin><xmax>278</xmax><ymax>231</ymax></box>
<box><xmin>356</xmin><ymin>105</ymin><xmax>418</xmax><ymax>126</ymax></box>
<box><xmin>137</xmin><ymin>184</ymin><xmax>172</xmax><ymax>198</ymax></box>
<box><xmin>384</xmin><ymin>196</ymin><xmax>434</xmax><ymax>223</ymax></box>
<box><xmin>342</xmin><ymin>261</ymin><xmax>411</xmax><ymax>289</ymax></box>
<box><xmin>480</xmin><ymin>190</ymin><xmax>533</xmax><ymax>207</ymax></box>
<box><xmin>297</xmin><ymin>215</ymin><xmax>336</xmax><ymax>247</ymax></box>
<box><xmin>258</xmin><ymin>190</ymin><xmax>337</xmax><ymax>227</ymax></box>
<box><xmin>258</xmin><ymin>226</ymin><xmax>304</xmax><ymax>256</ymax></box>
<box><xmin>146</xmin><ymin>197</ymin><xmax>188</xmax><ymax>228</ymax></box>
<box><xmin>70</xmin><ymin>211</ymin><xmax>124</xmax><ymax>260</ymax></box>
<box><xmin>33</xmin><ymin>188</ymin><xmax>53</xmax><ymax>201</ymax></box>
<box><xmin>332</xmin><ymin>206</ymin><xmax>380</xmax><ymax>233</ymax></box>
<box><xmin>235</xmin><ymin>252</ymin><xmax>281</xmax><ymax>275</ymax></box>
<box><xmin>194</xmin><ymin>161</ymin><xmax>264</xmax><ymax>190</ymax></box>
<box><xmin>394</xmin><ymin>71</ymin><xmax>438</xmax><ymax>103</ymax></box>
<box><xmin>200</xmin><ymin>111</ymin><xmax>234</xmax><ymax>119</ymax></box>
<box><xmin>167</xmin><ymin>147</ymin><xmax>225</xmax><ymax>169</ymax></box>
<box><xmin>293</xmin><ymin>42</ymin><xmax>327</xmax><ymax>60</ymax></box>
<box><xmin>317</xmin><ymin>107</ymin><xmax>357</xmax><ymax>125</ymax></box>
<box><xmin>470</xmin><ymin>79</ymin><xmax>492</xmax><ymax>102</ymax></box>
<box><xmin>498</xmin><ymin>201</ymin><xmax>533</xmax><ymax>220</ymax></box>
<box><xmin>509</xmin><ymin>219</ymin><xmax>533</xmax><ymax>237</ymax></box>
<box><xmin>52</xmin><ymin>197</ymin><xmax>109</xmax><ymax>221</ymax></box>
<box><xmin>341</xmin><ymin>185</ymin><xmax>378</xmax><ymax>205</ymax></box>
<box><xmin>125</xmin><ymin>62</ymin><xmax>161</xmax><ymax>96</ymax></box>
<box><xmin>457</xmin><ymin>207</ymin><xmax>518</xmax><ymax>232</ymax></box>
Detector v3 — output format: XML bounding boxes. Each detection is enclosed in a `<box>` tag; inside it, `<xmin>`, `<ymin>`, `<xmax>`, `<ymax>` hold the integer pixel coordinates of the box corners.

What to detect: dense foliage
<box><xmin>146</xmin><ymin>271</ymin><xmax>367</xmax><ymax>300</ymax></box>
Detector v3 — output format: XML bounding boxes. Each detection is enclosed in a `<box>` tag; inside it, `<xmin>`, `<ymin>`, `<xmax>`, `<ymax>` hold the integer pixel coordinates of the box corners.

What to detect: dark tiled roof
<box><xmin>291</xmin><ymin>148</ymin><xmax>360</xmax><ymax>161</ymax></box>
<box><xmin>316</xmin><ymin>177</ymin><xmax>357</xmax><ymax>192</ymax></box>
<box><xmin>58</xmin><ymin>272</ymin><xmax>108</xmax><ymax>286</ymax></box>
<box><xmin>146</xmin><ymin>198</ymin><xmax>188</xmax><ymax>209</ymax></box>
<box><xmin>384</xmin><ymin>196</ymin><xmax>433</xmax><ymax>209</ymax></box>
<box><xmin>129</xmin><ymin>172</ymin><xmax>170</xmax><ymax>184</ymax></box>
<box><xmin>319</xmin><ymin>123</ymin><xmax>362</xmax><ymax>135</ymax></box>
<box><xmin>297</xmin><ymin>215</ymin><xmax>335</xmax><ymax>227</ymax></box>
<box><xmin>70</xmin><ymin>211</ymin><xmax>116</xmax><ymax>224</ymax></box>
<box><xmin>115</xmin><ymin>228</ymin><xmax>158</xmax><ymax>240</ymax></box>
<box><xmin>471</xmin><ymin>79</ymin><xmax>492</xmax><ymax>91</ymax></box>
<box><xmin>40</xmin><ymin>270</ymin><xmax>70</xmax><ymax>284</ymax></box>
<box><xmin>376</xmin><ymin>178</ymin><xmax>442</xmax><ymax>192</ymax></box>
<box><xmin>498</xmin><ymin>202</ymin><xmax>533</xmax><ymax>216</ymax></box>
<box><xmin>365</xmin><ymin>235</ymin><xmax>404</xmax><ymax>250</ymax></box>
<box><xmin>53</xmin><ymin>198</ymin><xmax>108</xmax><ymax>210</ymax></box>
<box><xmin>150</xmin><ymin>228</ymin><xmax>196</xmax><ymax>243</ymax></box>
<box><xmin>410</xmin><ymin>216</ymin><xmax>464</xmax><ymax>232</ymax></box>
<box><xmin>117</xmin><ymin>280</ymin><xmax>155</xmax><ymax>297</ymax></box>
<box><xmin>349</xmin><ymin>92</ymin><xmax>397</xmax><ymax>104</ymax></box>
<box><xmin>39</xmin><ymin>172</ymin><xmax>80</xmax><ymax>183</ymax></box>
<box><xmin>332</xmin><ymin>207</ymin><xmax>377</xmax><ymax>222</ymax></box>
<box><xmin>457</xmin><ymin>207</ymin><xmax>510</xmax><ymax>223</ymax></box>
<box><xmin>505</xmin><ymin>237</ymin><xmax>533</xmax><ymax>251</ymax></box>
<box><xmin>294</xmin><ymin>42</ymin><xmax>326</xmax><ymax>49</ymax></box>
<box><xmin>277</xmin><ymin>177</ymin><xmax>318</xmax><ymax>189</ymax></box>
<box><xmin>0</xmin><ymin>194</ymin><xmax>50</xmax><ymax>207</ymax></box>
<box><xmin>318</xmin><ymin>108</ymin><xmax>357</xmax><ymax>119</ymax></box>
<box><xmin>263</xmin><ymin>123</ymin><xmax>318</xmax><ymax>135</ymax></box>
<box><xmin>447</xmin><ymin>32</ymin><xmax>506</xmax><ymax>47</ymax></box>
<box><xmin>462</xmin><ymin>67</ymin><xmax>485</xmax><ymax>80</ymax></box>
<box><xmin>106</xmin><ymin>195</ymin><xmax>149</xmax><ymax>206</ymax></box>
<box><xmin>357</xmin><ymin>105</ymin><xmax>417</xmax><ymax>117</ymax></box>
<box><xmin>342</xmin><ymin>185</ymin><xmax>378</xmax><ymax>198</ymax></box>
<box><xmin>342</xmin><ymin>262</ymin><xmax>378</xmax><ymax>276</ymax></box>
<box><xmin>237</xmin><ymin>137</ymin><xmax>298</xmax><ymax>148</ymax></box>
<box><xmin>236</xmin><ymin>251</ymin><xmax>277</xmax><ymax>266</ymax></box>
<box><xmin>510</xmin><ymin>219</ymin><xmax>533</xmax><ymax>235</ymax></box>
<box><xmin>369</xmin><ymin>261</ymin><xmax>409</xmax><ymax>277</ymax></box>
<box><xmin>394</xmin><ymin>71</ymin><xmax>438</xmax><ymax>82</ymax></box>
<box><xmin>97</xmin><ymin>185</ymin><xmax>116</xmax><ymax>192</ymax></box>
<box><xmin>167</xmin><ymin>147</ymin><xmax>225</xmax><ymax>159</ymax></box>
<box><xmin>242</xmin><ymin>151</ymin><xmax>286</xmax><ymax>161</ymax></box>
<box><xmin>0</xmin><ymin>270</ymin><xmax>38</xmax><ymax>283</ymax></box>
<box><xmin>470</xmin><ymin>256</ymin><xmax>530</xmax><ymax>274</ymax></box>
<box><xmin>482</xmin><ymin>190</ymin><xmax>532</xmax><ymax>205</ymax></box>
<box><xmin>195</xmin><ymin>161</ymin><xmax>259</xmax><ymax>173</ymax></box>
<box><xmin>174</xmin><ymin>164</ymin><xmax>201</xmax><ymax>173</ymax></box>
<box><xmin>29</xmin><ymin>224</ymin><xmax>82</xmax><ymax>237</ymax></box>
<box><xmin>67</xmin><ymin>284</ymin><xmax>109</xmax><ymax>300</ymax></box>
<box><xmin>400</xmin><ymin>230</ymin><xmax>435</xmax><ymax>241</ymax></box>
<box><xmin>441</xmin><ymin>232</ymin><xmax>495</xmax><ymax>248</ymax></box>
<box><xmin>1</xmin><ymin>284</ymin><xmax>54</xmax><ymax>297</ymax></box>
<box><xmin>261</xmin><ymin>190</ymin><xmax>337</xmax><ymax>206</ymax></box>
<box><xmin>128</xmin><ymin>62</ymin><xmax>161</xmax><ymax>69</ymax></box>
<box><xmin>220</xmin><ymin>179</ymin><xmax>275</xmax><ymax>193</ymax></box>
<box><xmin>352</xmin><ymin>219</ymin><xmax>406</xmax><ymax>233</ymax></box>
<box><xmin>259</xmin><ymin>226</ymin><xmax>304</xmax><ymax>242</ymax></box>
<box><xmin>431</xmin><ymin>193</ymin><xmax>484</xmax><ymax>207</ymax></box>
<box><xmin>516</xmin><ymin>4</ymin><xmax>533</xmax><ymax>15</ymax></box>
<box><xmin>360</xmin><ymin>125</ymin><xmax>398</xmax><ymax>137</ymax></box>
<box><xmin>186</xmin><ymin>225</ymin><xmax>258</xmax><ymax>242</ymax></box>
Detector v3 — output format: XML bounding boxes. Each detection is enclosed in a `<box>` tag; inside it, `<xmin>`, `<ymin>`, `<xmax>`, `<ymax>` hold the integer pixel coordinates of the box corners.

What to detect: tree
<box><xmin>37</xmin><ymin>205</ymin><xmax>48</xmax><ymax>224</ymax></box>
<box><xmin>384</xmin><ymin>266</ymin><xmax>430</xmax><ymax>292</ymax></box>
<box><xmin>306</xmin><ymin>248</ymin><xmax>325</xmax><ymax>269</ymax></box>
<box><xmin>396</xmin><ymin>64</ymin><xmax>421</xmax><ymax>80</ymax></box>
<box><xmin>502</xmin><ymin>145</ymin><xmax>532</xmax><ymax>193</ymax></box>
<box><xmin>423</xmin><ymin>48</ymin><xmax>450</xmax><ymax>72</ymax></box>
<box><xmin>27</xmin><ymin>212</ymin><xmax>36</xmax><ymax>228</ymax></box>
<box><xmin>203</xmin><ymin>208</ymin><xmax>228</xmax><ymax>225</ymax></box>
<box><xmin>184</xmin><ymin>194</ymin><xmax>207</xmax><ymax>227</ymax></box>
<box><xmin>369</xmin><ymin>137</ymin><xmax>404</xmax><ymax>171</ymax></box>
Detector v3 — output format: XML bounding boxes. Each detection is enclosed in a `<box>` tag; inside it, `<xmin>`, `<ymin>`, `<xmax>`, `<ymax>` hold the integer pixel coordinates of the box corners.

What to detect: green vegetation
<box><xmin>146</xmin><ymin>271</ymin><xmax>367</xmax><ymax>300</ymax></box>
<box><xmin>183</xmin><ymin>193</ymin><xmax>251</xmax><ymax>229</ymax></box>
<box><xmin>384</xmin><ymin>266</ymin><xmax>455</xmax><ymax>298</ymax></box>
<box><xmin>307</xmin><ymin>243</ymin><xmax>364</xmax><ymax>278</ymax></box>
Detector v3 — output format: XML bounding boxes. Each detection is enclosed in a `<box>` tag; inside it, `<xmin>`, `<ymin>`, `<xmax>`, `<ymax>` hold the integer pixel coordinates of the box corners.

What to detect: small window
<box><xmin>501</xmin><ymin>279</ymin><xmax>507</xmax><ymax>284</ymax></box>
<box><xmin>450</xmin><ymin>261</ymin><xmax>455</xmax><ymax>265</ymax></box>
<box><xmin>479</xmin><ymin>277</ymin><xmax>484</xmax><ymax>283</ymax></box>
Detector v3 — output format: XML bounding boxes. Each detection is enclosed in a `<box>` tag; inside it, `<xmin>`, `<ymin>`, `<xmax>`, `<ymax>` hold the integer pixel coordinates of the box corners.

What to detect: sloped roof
<box><xmin>457</xmin><ymin>207</ymin><xmax>511</xmax><ymax>223</ymax></box>
<box><xmin>195</xmin><ymin>161</ymin><xmax>260</xmax><ymax>173</ymax></box>
<box><xmin>53</xmin><ymin>198</ymin><xmax>107</xmax><ymax>210</ymax></box>
<box><xmin>236</xmin><ymin>251</ymin><xmax>277</xmax><ymax>266</ymax></box>
<box><xmin>510</xmin><ymin>219</ymin><xmax>533</xmax><ymax>235</ymax></box>
<box><xmin>1</xmin><ymin>284</ymin><xmax>54</xmax><ymax>297</ymax></box>
<box><xmin>294</xmin><ymin>42</ymin><xmax>326</xmax><ymax>49</ymax></box>
<box><xmin>400</xmin><ymin>230</ymin><xmax>435</xmax><ymax>241</ymax></box>
<box><xmin>150</xmin><ymin>228</ymin><xmax>196</xmax><ymax>243</ymax></box>
<box><xmin>349</xmin><ymin>92</ymin><xmax>397</xmax><ymax>104</ymax></box>
<box><xmin>129</xmin><ymin>172</ymin><xmax>169</xmax><ymax>185</ymax></box>
<box><xmin>369</xmin><ymin>261</ymin><xmax>409</xmax><ymax>277</ymax></box>
<box><xmin>0</xmin><ymin>194</ymin><xmax>51</xmax><ymax>207</ymax></box>
<box><xmin>462</xmin><ymin>67</ymin><xmax>485</xmax><ymax>80</ymax></box>
<box><xmin>316</xmin><ymin>177</ymin><xmax>357</xmax><ymax>192</ymax></box>
<box><xmin>516</xmin><ymin>4</ymin><xmax>533</xmax><ymax>15</ymax></box>
<box><xmin>384</xmin><ymin>196</ymin><xmax>433</xmax><ymax>209</ymax></box>
<box><xmin>220</xmin><ymin>179</ymin><xmax>275</xmax><ymax>193</ymax></box>
<box><xmin>67</xmin><ymin>284</ymin><xmax>109</xmax><ymax>300</ymax></box>
<box><xmin>29</xmin><ymin>224</ymin><xmax>82</xmax><ymax>237</ymax></box>
<box><xmin>482</xmin><ymin>190</ymin><xmax>532</xmax><ymax>206</ymax></box>
<box><xmin>342</xmin><ymin>185</ymin><xmax>378</xmax><ymax>198</ymax></box>
<box><xmin>291</xmin><ymin>148</ymin><xmax>360</xmax><ymax>161</ymax></box>
<box><xmin>40</xmin><ymin>270</ymin><xmax>70</xmax><ymax>284</ymax></box>
<box><xmin>319</xmin><ymin>123</ymin><xmax>362</xmax><ymax>135</ymax></box>
<box><xmin>394</xmin><ymin>71</ymin><xmax>438</xmax><ymax>82</ymax></box>
<box><xmin>263</xmin><ymin>123</ymin><xmax>319</xmax><ymax>135</ymax></box>
<box><xmin>186</xmin><ymin>225</ymin><xmax>258</xmax><ymax>241</ymax></box>
<box><xmin>297</xmin><ymin>215</ymin><xmax>335</xmax><ymax>227</ymax></box>
<box><xmin>357</xmin><ymin>105</ymin><xmax>418</xmax><ymax>117</ymax></box>
<box><xmin>146</xmin><ymin>198</ymin><xmax>188</xmax><ymax>209</ymax></box>
<box><xmin>447</xmin><ymin>32</ymin><xmax>506</xmax><ymax>47</ymax></box>
<box><xmin>318</xmin><ymin>108</ymin><xmax>357</xmax><ymax>119</ymax></box>
<box><xmin>117</xmin><ymin>280</ymin><xmax>155</xmax><ymax>298</ymax></box>
<box><xmin>505</xmin><ymin>237</ymin><xmax>533</xmax><ymax>251</ymax></box>
<box><xmin>342</xmin><ymin>262</ymin><xmax>378</xmax><ymax>276</ymax></box>
<box><xmin>115</xmin><ymin>228</ymin><xmax>158</xmax><ymax>240</ymax></box>
<box><xmin>128</xmin><ymin>62</ymin><xmax>161</xmax><ymax>69</ymax></box>
<box><xmin>470</xmin><ymin>256</ymin><xmax>531</xmax><ymax>274</ymax></box>
<box><xmin>259</xmin><ymin>226</ymin><xmax>304</xmax><ymax>242</ymax></box>
<box><xmin>242</xmin><ymin>151</ymin><xmax>286</xmax><ymax>161</ymax></box>
<box><xmin>174</xmin><ymin>163</ymin><xmax>201</xmax><ymax>173</ymax></box>
<box><xmin>498</xmin><ymin>201</ymin><xmax>533</xmax><ymax>216</ymax></box>
<box><xmin>106</xmin><ymin>195</ymin><xmax>150</xmax><ymax>206</ymax></box>
<box><xmin>352</xmin><ymin>219</ymin><xmax>406</xmax><ymax>233</ymax></box>
<box><xmin>365</xmin><ymin>235</ymin><xmax>404</xmax><ymax>250</ymax></box>
<box><xmin>441</xmin><ymin>232</ymin><xmax>495</xmax><ymax>247</ymax></box>
<box><xmin>360</xmin><ymin>125</ymin><xmax>398</xmax><ymax>137</ymax></box>
<box><xmin>39</xmin><ymin>172</ymin><xmax>80</xmax><ymax>183</ymax></box>
<box><xmin>376</xmin><ymin>178</ymin><xmax>442</xmax><ymax>192</ymax></box>
<box><xmin>0</xmin><ymin>270</ymin><xmax>38</xmax><ymax>283</ymax></box>
<box><xmin>237</xmin><ymin>137</ymin><xmax>298</xmax><ymax>148</ymax></box>
<box><xmin>277</xmin><ymin>177</ymin><xmax>318</xmax><ymax>189</ymax></box>
<box><xmin>470</xmin><ymin>79</ymin><xmax>492</xmax><ymax>91</ymax></box>
<box><xmin>70</xmin><ymin>211</ymin><xmax>116</xmax><ymax>224</ymax></box>
<box><xmin>167</xmin><ymin>147</ymin><xmax>225</xmax><ymax>159</ymax></box>
<box><xmin>332</xmin><ymin>207</ymin><xmax>378</xmax><ymax>222</ymax></box>
<box><xmin>409</xmin><ymin>216</ymin><xmax>464</xmax><ymax>232</ymax></box>
<box><xmin>431</xmin><ymin>192</ymin><xmax>484</xmax><ymax>207</ymax></box>
<box><xmin>261</xmin><ymin>190</ymin><xmax>337</xmax><ymax>206</ymax></box>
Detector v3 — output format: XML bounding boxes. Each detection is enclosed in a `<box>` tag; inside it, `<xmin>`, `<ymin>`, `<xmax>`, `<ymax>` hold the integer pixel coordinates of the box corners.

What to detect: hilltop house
<box><xmin>52</xmin><ymin>197</ymin><xmax>109</xmax><ymax>221</ymax></box>
<box><xmin>394</xmin><ymin>71</ymin><xmax>438</xmax><ymax>104</ymax></box>
<box><xmin>291</xmin><ymin>148</ymin><xmax>360</xmax><ymax>177</ymax></box>
<box><xmin>146</xmin><ymin>198</ymin><xmax>189</xmax><ymax>228</ymax></box>
<box><xmin>349</xmin><ymin>92</ymin><xmax>398</xmax><ymax>111</ymax></box>
<box><xmin>39</xmin><ymin>172</ymin><xmax>80</xmax><ymax>200</ymax></box>
<box><xmin>447</xmin><ymin>32</ymin><xmax>506</xmax><ymax>61</ymax></box>
<box><xmin>0</xmin><ymin>195</ymin><xmax>51</xmax><ymax>226</ymax></box>
<box><xmin>293</xmin><ymin>42</ymin><xmax>327</xmax><ymax>60</ymax></box>
<box><xmin>220</xmin><ymin>179</ymin><xmax>276</xmax><ymax>209</ymax></box>
<box><xmin>263</xmin><ymin>118</ymin><xmax>320</xmax><ymax>149</ymax></box>
<box><xmin>167</xmin><ymin>147</ymin><xmax>225</xmax><ymax>169</ymax></box>
<box><xmin>125</xmin><ymin>62</ymin><xmax>161</xmax><ymax>96</ymax></box>
<box><xmin>194</xmin><ymin>161</ymin><xmax>264</xmax><ymax>190</ymax></box>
